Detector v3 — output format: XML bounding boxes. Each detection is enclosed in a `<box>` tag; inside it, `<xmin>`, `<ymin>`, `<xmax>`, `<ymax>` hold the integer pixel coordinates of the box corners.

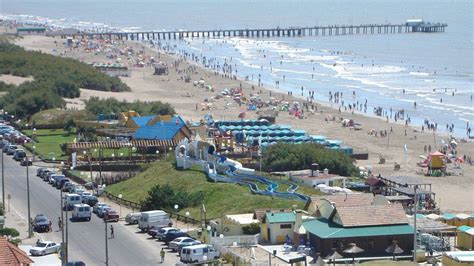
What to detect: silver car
<box><xmin>29</xmin><ymin>241</ymin><xmax>61</xmax><ymax>256</ymax></box>
<box><xmin>125</xmin><ymin>212</ymin><xmax>141</xmax><ymax>224</ymax></box>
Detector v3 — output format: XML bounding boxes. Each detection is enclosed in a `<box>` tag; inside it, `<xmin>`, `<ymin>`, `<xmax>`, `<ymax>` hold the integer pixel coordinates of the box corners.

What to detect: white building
<box><xmin>210</xmin><ymin>213</ymin><xmax>259</xmax><ymax>236</ymax></box>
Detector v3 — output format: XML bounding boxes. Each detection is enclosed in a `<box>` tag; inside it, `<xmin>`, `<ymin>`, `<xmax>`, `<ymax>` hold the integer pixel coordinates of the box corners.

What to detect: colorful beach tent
<box><xmin>428</xmin><ymin>151</ymin><xmax>445</xmax><ymax>168</ymax></box>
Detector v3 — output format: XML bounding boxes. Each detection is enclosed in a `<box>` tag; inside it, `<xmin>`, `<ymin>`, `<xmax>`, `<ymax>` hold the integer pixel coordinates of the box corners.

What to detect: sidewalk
<box><xmin>4</xmin><ymin>204</ymin><xmax>43</xmax><ymax>246</ymax></box>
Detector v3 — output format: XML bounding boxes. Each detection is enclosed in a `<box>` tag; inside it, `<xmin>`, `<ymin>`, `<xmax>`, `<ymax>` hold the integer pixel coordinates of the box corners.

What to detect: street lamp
<box><xmin>206</xmin><ymin>225</ymin><xmax>212</xmax><ymax>244</ymax></box>
<box><xmin>24</xmin><ymin>140</ymin><xmax>32</xmax><ymax>238</ymax></box>
<box><xmin>1</xmin><ymin>139</ymin><xmax>4</xmax><ymax>213</ymax></box>
<box><xmin>52</xmin><ymin>157</ymin><xmax>56</xmax><ymax>172</ymax></box>
<box><xmin>174</xmin><ymin>204</ymin><xmax>179</xmax><ymax>226</ymax></box>
<box><xmin>185</xmin><ymin>211</ymin><xmax>190</xmax><ymax>232</ymax></box>
<box><xmin>32</xmin><ymin>145</ymin><xmax>36</xmax><ymax>163</ymax></box>
<box><xmin>155</xmin><ymin>150</ymin><xmax>159</xmax><ymax>160</ymax></box>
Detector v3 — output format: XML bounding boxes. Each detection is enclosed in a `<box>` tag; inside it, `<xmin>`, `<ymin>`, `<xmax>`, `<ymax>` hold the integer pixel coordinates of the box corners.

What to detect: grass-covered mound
<box><xmin>30</xmin><ymin>109</ymin><xmax>94</xmax><ymax>126</ymax></box>
<box><xmin>106</xmin><ymin>160</ymin><xmax>305</xmax><ymax>219</ymax></box>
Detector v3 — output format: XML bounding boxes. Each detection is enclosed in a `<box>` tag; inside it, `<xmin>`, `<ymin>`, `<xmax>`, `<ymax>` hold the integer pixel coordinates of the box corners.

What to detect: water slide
<box><xmin>209</xmin><ymin>155</ymin><xmax>309</xmax><ymax>202</ymax></box>
<box><xmin>175</xmin><ymin>141</ymin><xmax>309</xmax><ymax>202</ymax></box>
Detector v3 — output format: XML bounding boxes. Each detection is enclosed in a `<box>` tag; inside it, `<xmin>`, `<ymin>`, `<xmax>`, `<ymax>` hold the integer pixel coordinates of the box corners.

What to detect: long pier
<box><xmin>51</xmin><ymin>22</ymin><xmax>447</xmax><ymax>40</ymax></box>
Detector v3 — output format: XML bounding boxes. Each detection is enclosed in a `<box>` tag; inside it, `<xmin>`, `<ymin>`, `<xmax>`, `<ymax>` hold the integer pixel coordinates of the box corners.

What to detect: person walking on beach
<box><xmin>160</xmin><ymin>248</ymin><xmax>165</xmax><ymax>263</ymax></box>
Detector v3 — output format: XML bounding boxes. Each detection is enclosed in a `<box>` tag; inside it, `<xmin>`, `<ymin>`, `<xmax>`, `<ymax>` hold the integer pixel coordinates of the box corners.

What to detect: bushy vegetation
<box><xmin>242</xmin><ymin>223</ymin><xmax>261</xmax><ymax>235</ymax></box>
<box><xmin>0</xmin><ymin>81</ymin><xmax>15</xmax><ymax>92</ymax></box>
<box><xmin>85</xmin><ymin>97</ymin><xmax>175</xmax><ymax>116</ymax></box>
<box><xmin>0</xmin><ymin>227</ymin><xmax>20</xmax><ymax>238</ymax></box>
<box><xmin>0</xmin><ymin>41</ymin><xmax>130</xmax><ymax>117</ymax></box>
<box><xmin>141</xmin><ymin>184</ymin><xmax>205</xmax><ymax>212</ymax></box>
<box><xmin>262</xmin><ymin>143</ymin><xmax>358</xmax><ymax>176</ymax></box>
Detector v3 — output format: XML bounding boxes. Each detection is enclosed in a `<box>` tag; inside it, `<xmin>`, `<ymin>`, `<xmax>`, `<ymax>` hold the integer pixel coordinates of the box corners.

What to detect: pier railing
<box><xmin>47</xmin><ymin>22</ymin><xmax>447</xmax><ymax>40</ymax></box>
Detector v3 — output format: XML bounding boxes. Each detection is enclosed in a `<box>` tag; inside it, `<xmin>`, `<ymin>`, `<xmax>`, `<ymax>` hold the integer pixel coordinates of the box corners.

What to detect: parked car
<box><xmin>20</xmin><ymin>157</ymin><xmax>33</xmax><ymax>166</ymax></box>
<box><xmin>51</xmin><ymin>175</ymin><xmax>62</xmax><ymax>187</ymax></box>
<box><xmin>71</xmin><ymin>187</ymin><xmax>85</xmax><ymax>195</ymax></box>
<box><xmin>40</xmin><ymin>170</ymin><xmax>52</xmax><ymax>181</ymax></box>
<box><xmin>57</xmin><ymin>177</ymin><xmax>70</xmax><ymax>189</ymax></box>
<box><xmin>62</xmin><ymin>182</ymin><xmax>74</xmax><ymax>192</ymax></box>
<box><xmin>72</xmin><ymin>204</ymin><xmax>92</xmax><ymax>221</ymax></box>
<box><xmin>103</xmin><ymin>209</ymin><xmax>119</xmax><ymax>222</ymax></box>
<box><xmin>64</xmin><ymin>194</ymin><xmax>81</xmax><ymax>211</ymax></box>
<box><xmin>125</xmin><ymin>212</ymin><xmax>141</xmax><ymax>225</ymax></box>
<box><xmin>155</xmin><ymin>227</ymin><xmax>178</xmax><ymax>240</ymax></box>
<box><xmin>36</xmin><ymin>167</ymin><xmax>47</xmax><ymax>177</ymax></box>
<box><xmin>97</xmin><ymin>205</ymin><xmax>111</xmax><ymax>218</ymax></box>
<box><xmin>29</xmin><ymin>240</ymin><xmax>61</xmax><ymax>256</ymax></box>
<box><xmin>82</xmin><ymin>195</ymin><xmax>98</xmax><ymax>207</ymax></box>
<box><xmin>6</xmin><ymin>145</ymin><xmax>18</xmax><ymax>155</ymax></box>
<box><xmin>47</xmin><ymin>172</ymin><xmax>57</xmax><ymax>184</ymax></box>
<box><xmin>33</xmin><ymin>214</ymin><xmax>51</xmax><ymax>232</ymax></box>
<box><xmin>169</xmin><ymin>237</ymin><xmax>201</xmax><ymax>252</ymax></box>
<box><xmin>0</xmin><ymin>140</ymin><xmax>9</xmax><ymax>149</ymax></box>
<box><xmin>163</xmin><ymin>231</ymin><xmax>189</xmax><ymax>244</ymax></box>
<box><xmin>93</xmin><ymin>202</ymin><xmax>107</xmax><ymax>214</ymax></box>
<box><xmin>80</xmin><ymin>191</ymin><xmax>92</xmax><ymax>199</ymax></box>
<box><xmin>2</xmin><ymin>143</ymin><xmax>12</xmax><ymax>153</ymax></box>
<box><xmin>12</xmin><ymin>149</ymin><xmax>26</xmax><ymax>161</ymax></box>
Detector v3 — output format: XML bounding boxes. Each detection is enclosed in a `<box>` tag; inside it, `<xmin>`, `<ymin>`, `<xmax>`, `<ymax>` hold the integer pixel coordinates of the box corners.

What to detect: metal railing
<box><xmin>103</xmin><ymin>191</ymin><xmax>142</xmax><ymax>211</ymax></box>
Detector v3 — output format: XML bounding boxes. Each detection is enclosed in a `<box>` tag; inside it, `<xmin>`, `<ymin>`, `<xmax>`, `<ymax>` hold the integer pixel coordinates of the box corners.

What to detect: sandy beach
<box><xmin>7</xmin><ymin>35</ymin><xmax>473</xmax><ymax>213</ymax></box>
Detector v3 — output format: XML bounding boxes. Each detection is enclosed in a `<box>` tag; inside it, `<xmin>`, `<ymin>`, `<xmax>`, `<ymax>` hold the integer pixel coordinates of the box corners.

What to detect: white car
<box><xmin>29</xmin><ymin>240</ymin><xmax>61</xmax><ymax>256</ymax></box>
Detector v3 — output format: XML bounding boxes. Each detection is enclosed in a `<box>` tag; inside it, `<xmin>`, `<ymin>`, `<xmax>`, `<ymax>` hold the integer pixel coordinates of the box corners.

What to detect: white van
<box><xmin>138</xmin><ymin>210</ymin><xmax>171</xmax><ymax>232</ymax></box>
<box><xmin>64</xmin><ymin>194</ymin><xmax>81</xmax><ymax>211</ymax></box>
<box><xmin>180</xmin><ymin>244</ymin><xmax>220</xmax><ymax>264</ymax></box>
<box><xmin>72</xmin><ymin>204</ymin><xmax>92</xmax><ymax>221</ymax></box>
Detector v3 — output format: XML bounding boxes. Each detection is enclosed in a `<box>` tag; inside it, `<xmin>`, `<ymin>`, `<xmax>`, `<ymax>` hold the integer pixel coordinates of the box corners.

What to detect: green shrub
<box><xmin>0</xmin><ymin>227</ymin><xmax>20</xmax><ymax>237</ymax></box>
<box><xmin>141</xmin><ymin>184</ymin><xmax>204</xmax><ymax>211</ymax></box>
<box><xmin>262</xmin><ymin>143</ymin><xmax>357</xmax><ymax>176</ymax></box>
<box><xmin>84</xmin><ymin>97</ymin><xmax>175</xmax><ymax>116</ymax></box>
<box><xmin>242</xmin><ymin>223</ymin><xmax>261</xmax><ymax>235</ymax></box>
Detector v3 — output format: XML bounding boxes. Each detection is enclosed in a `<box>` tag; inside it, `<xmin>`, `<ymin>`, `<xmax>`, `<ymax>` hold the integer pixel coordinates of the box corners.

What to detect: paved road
<box><xmin>1</xmin><ymin>154</ymin><xmax>182</xmax><ymax>266</ymax></box>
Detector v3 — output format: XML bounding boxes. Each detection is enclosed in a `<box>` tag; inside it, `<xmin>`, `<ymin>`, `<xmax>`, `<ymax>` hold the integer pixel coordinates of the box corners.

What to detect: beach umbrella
<box><xmin>385</xmin><ymin>240</ymin><xmax>404</xmax><ymax>260</ymax></box>
<box><xmin>325</xmin><ymin>248</ymin><xmax>343</xmax><ymax>266</ymax></box>
<box><xmin>343</xmin><ymin>243</ymin><xmax>364</xmax><ymax>265</ymax></box>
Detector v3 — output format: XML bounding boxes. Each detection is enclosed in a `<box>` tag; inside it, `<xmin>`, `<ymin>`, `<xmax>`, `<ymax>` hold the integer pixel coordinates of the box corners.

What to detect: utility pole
<box><xmin>61</xmin><ymin>189</ymin><xmax>65</xmax><ymax>266</ymax></box>
<box><xmin>1</xmin><ymin>149</ymin><xmax>4</xmax><ymax>212</ymax></box>
<box><xmin>65</xmin><ymin>209</ymin><xmax>69</xmax><ymax>263</ymax></box>
<box><xmin>105</xmin><ymin>220</ymin><xmax>109</xmax><ymax>266</ymax></box>
<box><xmin>26</xmin><ymin>155</ymin><xmax>32</xmax><ymax>238</ymax></box>
<box><xmin>413</xmin><ymin>185</ymin><xmax>418</xmax><ymax>263</ymax></box>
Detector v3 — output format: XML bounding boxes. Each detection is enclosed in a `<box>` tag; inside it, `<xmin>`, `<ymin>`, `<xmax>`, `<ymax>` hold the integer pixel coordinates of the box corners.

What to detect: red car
<box><xmin>103</xmin><ymin>209</ymin><xmax>119</xmax><ymax>222</ymax></box>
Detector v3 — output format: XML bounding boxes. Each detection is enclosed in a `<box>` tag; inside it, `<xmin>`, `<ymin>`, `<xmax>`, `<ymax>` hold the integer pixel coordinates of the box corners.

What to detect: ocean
<box><xmin>2</xmin><ymin>0</ymin><xmax>473</xmax><ymax>137</ymax></box>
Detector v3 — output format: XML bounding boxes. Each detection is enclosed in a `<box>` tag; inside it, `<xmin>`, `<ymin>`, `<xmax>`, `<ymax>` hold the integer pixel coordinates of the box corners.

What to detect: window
<box><xmin>203</xmin><ymin>247</ymin><xmax>209</xmax><ymax>253</ymax></box>
<box><xmin>280</xmin><ymin>224</ymin><xmax>292</xmax><ymax>229</ymax></box>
